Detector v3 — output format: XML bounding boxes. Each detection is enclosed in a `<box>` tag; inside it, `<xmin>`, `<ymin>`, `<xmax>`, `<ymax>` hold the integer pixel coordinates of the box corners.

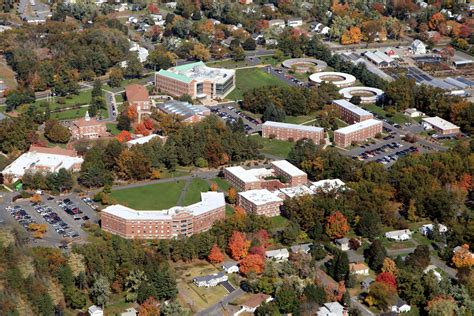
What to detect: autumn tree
<box><xmin>376</xmin><ymin>272</ymin><xmax>397</xmax><ymax>290</ymax></box>
<box><xmin>208</xmin><ymin>243</ymin><xmax>224</xmax><ymax>264</ymax></box>
<box><xmin>426</xmin><ymin>295</ymin><xmax>457</xmax><ymax>316</ymax></box>
<box><xmin>210</xmin><ymin>183</ymin><xmax>218</xmax><ymax>192</ymax></box>
<box><xmin>240</xmin><ymin>254</ymin><xmax>265</xmax><ymax>275</ymax></box>
<box><xmin>138</xmin><ymin>296</ymin><xmax>160</xmax><ymax>316</ymax></box>
<box><xmin>227</xmin><ymin>187</ymin><xmax>237</xmax><ymax>204</ymax></box>
<box><xmin>44</xmin><ymin>119</ymin><xmax>71</xmax><ymax>143</ymax></box>
<box><xmin>381</xmin><ymin>258</ymin><xmax>398</xmax><ymax>276</ymax></box>
<box><xmin>452</xmin><ymin>244</ymin><xmax>474</xmax><ymax>269</ymax></box>
<box><xmin>341</xmin><ymin>26</ymin><xmax>362</xmax><ymax>45</ymax></box>
<box><xmin>31</xmin><ymin>194</ymin><xmax>42</xmax><ymax>203</ymax></box>
<box><xmin>365</xmin><ymin>281</ymin><xmax>397</xmax><ymax>311</ymax></box>
<box><xmin>116</xmin><ymin>130</ymin><xmax>132</xmax><ymax>143</ymax></box>
<box><xmin>228</xmin><ymin>231</ymin><xmax>250</xmax><ymax>260</ymax></box>
<box><xmin>324</xmin><ymin>211</ymin><xmax>349</xmax><ymax>239</ymax></box>
<box><xmin>190</xmin><ymin>43</ymin><xmax>211</xmax><ymax>61</ymax></box>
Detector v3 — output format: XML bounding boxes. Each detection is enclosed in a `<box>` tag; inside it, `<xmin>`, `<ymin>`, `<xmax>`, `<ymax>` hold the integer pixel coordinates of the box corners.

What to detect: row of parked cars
<box><xmin>376</xmin><ymin>146</ymin><xmax>419</xmax><ymax>164</ymax></box>
<box><xmin>6</xmin><ymin>206</ymin><xmax>36</xmax><ymax>231</ymax></box>
<box><xmin>57</xmin><ymin>198</ymin><xmax>89</xmax><ymax>221</ymax></box>
<box><xmin>355</xmin><ymin>142</ymin><xmax>405</xmax><ymax>161</ymax></box>
<box><xmin>81</xmin><ymin>197</ymin><xmax>98</xmax><ymax>210</ymax></box>
<box><xmin>33</xmin><ymin>203</ymin><xmax>79</xmax><ymax>238</ymax></box>
<box><xmin>211</xmin><ymin>107</ymin><xmax>254</xmax><ymax>133</ymax></box>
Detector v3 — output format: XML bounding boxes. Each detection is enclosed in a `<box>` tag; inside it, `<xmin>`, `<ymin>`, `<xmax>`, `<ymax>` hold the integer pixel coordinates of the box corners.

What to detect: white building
<box><xmin>287</xmin><ymin>18</ymin><xmax>303</xmax><ymax>27</ymax></box>
<box><xmin>268</xmin><ymin>19</ymin><xmax>285</xmax><ymax>28</ymax></box>
<box><xmin>193</xmin><ymin>272</ymin><xmax>228</xmax><ymax>287</ymax></box>
<box><xmin>265</xmin><ymin>248</ymin><xmax>289</xmax><ymax>262</ymax></box>
<box><xmin>309</xmin><ymin>179</ymin><xmax>346</xmax><ymax>193</ymax></box>
<box><xmin>335</xmin><ymin>238</ymin><xmax>350</xmax><ymax>251</ymax></box>
<box><xmin>290</xmin><ymin>243</ymin><xmax>312</xmax><ymax>254</ymax></box>
<box><xmin>349</xmin><ymin>262</ymin><xmax>369</xmax><ymax>276</ymax></box>
<box><xmin>127</xmin><ymin>134</ymin><xmax>167</xmax><ymax>147</ymax></box>
<box><xmin>422</xmin><ymin>116</ymin><xmax>460</xmax><ymax>135</ymax></box>
<box><xmin>2</xmin><ymin>146</ymin><xmax>83</xmax><ymax>182</ymax></box>
<box><xmin>419</xmin><ymin>223</ymin><xmax>448</xmax><ymax>236</ymax></box>
<box><xmin>385</xmin><ymin>229</ymin><xmax>412</xmax><ymax>241</ymax></box>
<box><xmin>410</xmin><ymin>40</ymin><xmax>426</xmax><ymax>55</ymax></box>
<box><xmin>317</xmin><ymin>302</ymin><xmax>346</xmax><ymax>316</ymax></box>
<box><xmin>222</xmin><ymin>261</ymin><xmax>239</xmax><ymax>274</ymax></box>
<box><xmin>88</xmin><ymin>305</ymin><xmax>104</xmax><ymax>316</ymax></box>
<box><xmin>404</xmin><ymin>108</ymin><xmax>424</xmax><ymax>118</ymax></box>
<box><xmin>391</xmin><ymin>298</ymin><xmax>411</xmax><ymax>313</ymax></box>
<box><xmin>235</xmin><ymin>294</ymin><xmax>273</xmax><ymax>315</ymax></box>
<box><xmin>279</xmin><ymin>185</ymin><xmax>314</xmax><ymax>199</ymax></box>
<box><xmin>423</xmin><ymin>265</ymin><xmax>442</xmax><ymax>282</ymax></box>
<box><xmin>121</xmin><ymin>307</ymin><xmax>138</xmax><ymax>316</ymax></box>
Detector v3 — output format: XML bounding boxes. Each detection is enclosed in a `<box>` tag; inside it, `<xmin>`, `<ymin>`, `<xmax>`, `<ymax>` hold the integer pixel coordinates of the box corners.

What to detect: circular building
<box><xmin>338</xmin><ymin>86</ymin><xmax>385</xmax><ymax>104</ymax></box>
<box><xmin>309</xmin><ymin>72</ymin><xmax>356</xmax><ymax>88</ymax></box>
<box><xmin>282</xmin><ymin>58</ymin><xmax>327</xmax><ymax>73</ymax></box>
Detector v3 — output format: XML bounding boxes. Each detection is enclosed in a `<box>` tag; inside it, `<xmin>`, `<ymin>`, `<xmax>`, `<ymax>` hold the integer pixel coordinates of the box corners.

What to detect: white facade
<box><xmin>404</xmin><ymin>108</ymin><xmax>424</xmax><ymax>118</ymax></box>
<box><xmin>88</xmin><ymin>305</ymin><xmax>104</xmax><ymax>316</ymax></box>
<box><xmin>222</xmin><ymin>261</ymin><xmax>239</xmax><ymax>274</ymax></box>
<box><xmin>385</xmin><ymin>229</ymin><xmax>412</xmax><ymax>241</ymax></box>
<box><xmin>410</xmin><ymin>40</ymin><xmax>426</xmax><ymax>55</ymax></box>
<box><xmin>419</xmin><ymin>224</ymin><xmax>448</xmax><ymax>236</ymax></box>
<box><xmin>194</xmin><ymin>272</ymin><xmax>228</xmax><ymax>287</ymax></box>
<box><xmin>265</xmin><ymin>249</ymin><xmax>289</xmax><ymax>261</ymax></box>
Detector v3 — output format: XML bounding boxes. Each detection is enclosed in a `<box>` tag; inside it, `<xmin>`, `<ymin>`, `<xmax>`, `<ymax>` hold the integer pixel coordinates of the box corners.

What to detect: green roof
<box><xmin>174</xmin><ymin>61</ymin><xmax>205</xmax><ymax>72</ymax></box>
<box><xmin>157</xmin><ymin>69</ymin><xmax>193</xmax><ymax>84</ymax></box>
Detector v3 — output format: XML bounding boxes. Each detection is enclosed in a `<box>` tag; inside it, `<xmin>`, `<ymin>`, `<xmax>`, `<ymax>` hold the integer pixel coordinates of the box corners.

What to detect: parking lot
<box><xmin>1</xmin><ymin>193</ymin><xmax>99</xmax><ymax>247</ymax></box>
<box><xmin>212</xmin><ymin>104</ymin><xmax>261</xmax><ymax>134</ymax></box>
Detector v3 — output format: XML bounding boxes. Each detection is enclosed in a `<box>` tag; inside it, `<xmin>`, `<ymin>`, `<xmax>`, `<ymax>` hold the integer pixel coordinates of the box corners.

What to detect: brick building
<box><xmin>334</xmin><ymin>119</ymin><xmax>383</xmax><ymax>148</ymax></box>
<box><xmin>237</xmin><ymin>189</ymin><xmax>283</xmax><ymax>217</ymax></box>
<box><xmin>262</xmin><ymin>121</ymin><xmax>324</xmax><ymax>144</ymax></box>
<box><xmin>422</xmin><ymin>116</ymin><xmax>460</xmax><ymax>135</ymax></box>
<box><xmin>125</xmin><ymin>84</ymin><xmax>152</xmax><ymax>122</ymax></box>
<box><xmin>271</xmin><ymin>160</ymin><xmax>308</xmax><ymax>187</ymax></box>
<box><xmin>70</xmin><ymin>111</ymin><xmax>107</xmax><ymax>140</ymax></box>
<box><xmin>223</xmin><ymin>166</ymin><xmax>263</xmax><ymax>191</ymax></box>
<box><xmin>101</xmin><ymin>192</ymin><xmax>225</xmax><ymax>239</ymax></box>
<box><xmin>332</xmin><ymin>99</ymin><xmax>373</xmax><ymax>124</ymax></box>
<box><xmin>155</xmin><ymin>62</ymin><xmax>235</xmax><ymax>99</ymax></box>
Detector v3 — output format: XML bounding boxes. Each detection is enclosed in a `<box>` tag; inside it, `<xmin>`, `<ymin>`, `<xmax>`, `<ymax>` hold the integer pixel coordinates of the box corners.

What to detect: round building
<box><xmin>282</xmin><ymin>58</ymin><xmax>327</xmax><ymax>73</ymax></box>
<box><xmin>338</xmin><ymin>86</ymin><xmax>384</xmax><ymax>104</ymax></box>
<box><xmin>309</xmin><ymin>72</ymin><xmax>356</xmax><ymax>88</ymax></box>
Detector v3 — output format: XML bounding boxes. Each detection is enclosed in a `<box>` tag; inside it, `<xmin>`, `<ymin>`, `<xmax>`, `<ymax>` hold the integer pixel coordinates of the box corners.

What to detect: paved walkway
<box><xmin>176</xmin><ymin>179</ymin><xmax>192</xmax><ymax>206</ymax></box>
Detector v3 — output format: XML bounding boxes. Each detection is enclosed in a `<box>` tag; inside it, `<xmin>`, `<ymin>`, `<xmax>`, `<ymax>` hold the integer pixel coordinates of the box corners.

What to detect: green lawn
<box><xmin>226</xmin><ymin>205</ymin><xmax>235</xmax><ymax>217</ymax></box>
<box><xmin>106</xmin><ymin>123</ymin><xmax>121</xmax><ymax>136</ymax></box>
<box><xmin>258</xmin><ymin>55</ymin><xmax>286</xmax><ymax>67</ymax></box>
<box><xmin>249</xmin><ymin>135</ymin><xmax>294</xmax><ymax>158</ymax></box>
<box><xmin>110</xmin><ymin>181</ymin><xmax>186</xmax><ymax>210</ymax></box>
<box><xmin>271</xmin><ymin>216</ymin><xmax>289</xmax><ymax>228</ymax></box>
<box><xmin>34</xmin><ymin>90</ymin><xmax>92</xmax><ymax>110</ymax></box>
<box><xmin>181</xmin><ymin>178</ymin><xmax>210</xmax><ymax>206</ymax></box>
<box><xmin>206</xmin><ymin>59</ymin><xmax>253</xmax><ymax>69</ymax></box>
<box><xmin>50</xmin><ymin>107</ymin><xmax>107</xmax><ymax>121</ymax></box>
<box><xmin>284</xmin><ymin>115</ymin><xmax>315</xmax><ymax>124</ymax></box>
<box><xmin>115</xmin><ymin>93</ymin><xmax>124</xmax><ymax>103</ymax></box>
<box><xmin>227</xmin><ymin>68</ymin><xmax>288</xmax><ymax>100</ymax></box>
<box><xmin>210</xmin><ymin>178</ymin><xmax>232</xmax><ymax>192</ymax></box>
<box><xmin>362</xmin><ymin>104</ymin><xmax>409</xmax><ymax>124</ymax></box>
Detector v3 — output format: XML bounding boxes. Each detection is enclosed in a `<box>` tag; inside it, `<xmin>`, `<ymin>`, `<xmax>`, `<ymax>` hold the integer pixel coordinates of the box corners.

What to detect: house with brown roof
<box><xmin>349</xmin><ymin>262</ymin><xmax>369</xmax><ymax>276</ymax></box>
<box><xmin>234</xmin><ymin>293</ymin><xmax>273</xmax><ymax>315</ymax></box>
<box><xmin>125</xmin><ymin>84</ymin><xmax>152</xmax><ymax>122</ymax></box>
<box><xmin>70</xmin><ymin>111</ymin><xmax>108</xmax><ymax>140</ymax></box>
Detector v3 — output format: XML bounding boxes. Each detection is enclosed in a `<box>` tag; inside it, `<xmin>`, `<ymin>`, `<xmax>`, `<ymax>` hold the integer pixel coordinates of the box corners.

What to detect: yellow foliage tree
<box><xmin>210</xmin><ymin>183</ymin><xmax>218</xmax><ymax>192</ymax></box>
<box><xmin>381</xmin><ymin>258</ymin><xmax>399</xmax><ymax>276</ymax></box>
<box><xmin>31</xmin><ymin>194</ymin><xmax>42</xmax><ymax>203</ymax></box>
<box><xmin>452</xmin><ymin>244</ymin><xmax>474</xmax><ymax>268</ymax></box>
<box><xmin>151</xmin><ymin>169</ymin><xmax>162</xmax><ymax>180</ymax></box>
<box><xmin>341</xmin><ymin>27</ymin><xmax>362</xmax><ymax>45</ymax></box>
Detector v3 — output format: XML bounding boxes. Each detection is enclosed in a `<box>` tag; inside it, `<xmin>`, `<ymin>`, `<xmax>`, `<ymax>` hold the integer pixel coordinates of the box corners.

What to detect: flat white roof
<box><xmin>102</xmin><ymin>192</ymin><xmax>225</xmax><ymax>220</ymax></box>
<box><xmin>238</xmin><ymin>189</ymin><xmax>283</xmax><ymax>206</ymax></box>
<box><xmin>422</xmin><ymin>116</ymin><xmax>459</xmax><ymax>131</ymax></box>
<box><xmin>333</xmin><ymin>99</ymin><xmax>373</xmax><ymax>117</ymax></box>
<box><xmin>265</xmin><ymin>248</ymin><xmax>289</xmax><ymax>257</ymax></box>
<box><xmin>127</xmin><ymin>134</ymin><xmax>162</xmax><ymax>146</ymax></box>
<box><xmin>2</xmin><ymin>151</ymin><xmax>83</xmax><ymax>178</ymax></box>
<box><xmin>225</xmin><ymin>166</ymin><xmax>260</xmax><ymax>183</ymax></box>
<box><xmin>335</xmin><ymin>119</ymin><xmax>382</xmax><ymax>135</ymax></box>
<box><xmin>271</xmin><ymin>160</ymin><xmax>307</xmax><ymax>177</ymax></box>
<box><xmin>310</xmin><ymin>179</ymin><xmax>346</xmax><ymax>192</ymax></box>
<box><xmin>263</xmin><ymin>121</ymin><xmax>324</xmax><ymax>132</ymax></box>
<box><xmin>279</xmin><ymin>185</ymin><xmax>314</xmax><ymax>198</ymax></box>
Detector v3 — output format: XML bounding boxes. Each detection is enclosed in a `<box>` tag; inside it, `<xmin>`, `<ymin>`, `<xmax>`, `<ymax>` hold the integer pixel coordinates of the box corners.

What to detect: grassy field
<box><xmin>362</xmin><ymin>104</ymin><xmax>409</xmax><ymax>124</ymax></box>
<box><xmin>284</xmin><ymin>115</ymin><xmax>315</xmax><ymax>124</ymax></box>
<box><xmin>227</xmin><ymin>68</ymin><xmax>288</xmax><ymax>100</ymax></box>
<box><xmin>226</xmin><ymin>205</ymin><xmax>235</xmax><ymax>217</ymax></box>
<box><xmin>0</xmin><ymin>57</ymin><xmax>17</xmax><ymax>89</ymax></box>
<box><xmin>271</xmin><ymin>215</ymin><xmax>289</xmax><ymax>228</ymax></box>
<box><xmin>381</xmin><ymin>239</ymin><xmax>416</xmax><ymax>250</ymax></box>
<box><xmin>106</xmin><ymin>123</ymin><xmax>121</xmax><ymax>136</ymax></box>
<box><xmin>50</xmin><ymin>107</ymin><xmax>108</xmax><ymax>121</ymax></box>
<box><xmin>249</xmin><ymin>135</ymin><xmax>294</xmax><ymax>158</ymax></box>
<box><xmin>206</xmin><ymin>59</ymin><xmax>254</xmax><ymax>69</ymax></box>
<box><xmin>210</xmin><ymin>178</ymin><xmax>232</xmax><ymax>192</ymax></box>
<box><xmin>258</xmin><ymin>55</ymin><xmax>285</xmax><ymax>66</ymax></box>
<box><xmin>110</xmin><ymin>181</ymin><xmax>186</xmax><ymax>210</ymax></box>
<box><xmin>34</xmin><ymin>90</ymin><xmax>92</xmax><ymax>110</ymax></box>
<box><xmin>181</xmin><ymin>178</ymin><xmax>210</xmax><ymax>206</ymax></box>
<box><xmin>160</xmin><ymin>168</ymin><xmax>191</xmax><ymax>179</ymax></box>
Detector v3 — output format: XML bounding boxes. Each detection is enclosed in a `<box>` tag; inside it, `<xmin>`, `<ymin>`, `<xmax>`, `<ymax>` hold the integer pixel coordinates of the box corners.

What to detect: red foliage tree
<box><xmin>239</xmin><ymin>254</ymin><xmax>265</xmax><ymax>275</ymax></box>
<box><xmin>135</xmin><ymin>123</ymin><xmax>150</xmax><ymax>136</ymax></box>
<box><xmin>147</xmin><ymin>3</ymin><xmax>160</xmax><ymax>14</ymax></box>
<box><xmin>138</xmin><ymin>296</ymin><xmax>161</xmax><ymax>316</ymax></box>
<box><xmin>254</xmin><ymin>229</ymin><xmax>270</xmax><ymax>248</ymax></box>
<box><xmin>324</xmin><ymin>211</ymin><xmax>350</xmax><ymax>239</ymax></box>
<box><xmin>376</xmin><ymin>272</ymin><xmax>397</xmax><ymax>290</ymax></box>
<box><xmin>127</xmin><ymin>105</ymin><xmax>138</xmax><ymax>120</ymax></box>
<box><xmin>249</xmin><ymin>245</ymin><xmax>265</xmax><ymax>258</ymax></box>
<box><xmin>143</xmin><ymin>118</ymin><xmax>154</xmax><ymax>130</ymax></box>
<box><xmin>208</xmin><ymin>243</ymin><xmax>225</xmax><ymax>264</ymax></box>
<box><xmin>116</xmin><ymin>130</ymin><xmax>132</xmax><ymax>143</ymax></box>
<box><xmin>228</xmin><ymin>231</ymin><xmax>250</xmax><ymax>260</ymax></box>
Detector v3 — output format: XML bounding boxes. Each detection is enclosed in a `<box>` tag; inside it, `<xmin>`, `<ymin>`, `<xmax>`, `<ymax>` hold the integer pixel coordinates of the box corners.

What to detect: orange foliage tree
<box><xmin>227</xmin><ymin>187</ymin><xmax>237</xmax><ymax>204</ymax></box>
<box><xmin>143</xmin><ymin>118</ymin><xmax>154</xmax><ymax>130</ymax></box>
<box><xmin>240</xmin><ymin>254</ymin><xmax>265</xmax><ymax>275</ymax></box>
<box><xmin>341</xmin><ymin>27</ymin><xmax>362</xmax><ymax>45</ymax></box>
<box><xmin>138</xmin><ymin>296</ymin><xmax>161</xmax><ymax>316</ymax></box>
<box><xmin>233</xmin><ymin>205</ymin><xmax>246</xmax><ymax>221</ymax></box>
<box><xmin>127</xmin><ymin>105</ymin><xmax>138</xmax><ymax>120</ymax></box>
<box><xmin>31</xmin><ymin>194</ymin><xmax>42</xmax><ymax>203</ymax></box>
<box><xmin>324</xmin><ymin>211</ymin><xmax>350</xmax><ymax>239</ymax></box>
<box><xmin>376</xmin><ymin>272</ymin><xmax>397</xmax><ymax>290</ymax></box>
<box><xmin>228</xmin><ymin>231</ymin><xmax>250</xmax><ymax>260</ymax></box>
<box><xmin>452</xmin><ymin>244</ymin><xmax>474</xmax><ymax>268</ymax></box>
<box><xmin>208</xmin><ymin>243</ymin><xmax>225</xmax><ymax>263</ymax></box>
<box><xmin>210</xmin><ymin>183</ymin><xmax>218</xmax><ymax>192</ymax></box>
<box><xmin>135</xmin><ymin>123</ymin><xmax>150</xmax><ymax>136</ymax></box>
<box><xmin>116</xmin><ymin>130</ymin><xmax>132</xmax><ymax>143</ymax></box>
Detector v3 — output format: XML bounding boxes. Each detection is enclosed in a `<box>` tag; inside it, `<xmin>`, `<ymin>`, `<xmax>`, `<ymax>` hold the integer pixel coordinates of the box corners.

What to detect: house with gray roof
<box><xmin>193</xmin><ymin>272</ymin><xmax>228</xmax><ymax>287</ymax></box>
<box><xmin>335</xmin><ymin>238</ymin><xmax>350</xmax><ymax>251</ymax></box>
<box><xmin>265</xmin><ymin>248</ymin><xmax>289</xmax><ymax>261</ymax></box>
<box><xmin>222</xmin><ymin>261</ymin><xmax>239</xmax><ymax>273</ymax></box>
<box><xmin>290</xmin><ymin>243</ymin><xmax>311</xmax><ymax>254</ymax></box>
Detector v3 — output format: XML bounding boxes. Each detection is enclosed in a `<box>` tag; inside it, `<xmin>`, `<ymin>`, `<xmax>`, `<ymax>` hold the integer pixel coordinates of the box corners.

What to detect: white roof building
<box><xmin>2</xmin><ymin>147</ymin><xmax>83</xmax><ymax>181</ymax></box>
<box><xmin>385</xmin><ymin>229</ymin><xmax>412</xmax><ymax>241</ymax></box>
<box><xmin>88</xmin><ymin>305</ymin><xmax>104</xmax><ymax>316</ymax></box>
<box><xmin>127</xmin><ymin>134</ymin><xmax>166</xmax><ymax>146</ymax></box>
<box><xmin>238</xmin><ymin>189</ymin><xmax>283</xmax><ymax>206</ymax></box>
<box><xmin>102</xmin><ymin>192</ymin><xmax>225</xmax><ymax>220</ymax></box>
<box><xmin>419</xmin><ymin>223</ymin><xmax>448</xmax><ymax>236</ymax></box>
<box><xmin>404</xmin><ymin>108</ymin><xmax>424</xmax><ymax>118</ymax></box>
<box><xmin>410</xmin><ymin>39</ymin><xmax>426</xmax><ymax>55</ymax></box>
<box><xmin>333</xmin><ymin>99</ymin><xmax>373</xmax><ymax>118</ymax></box>
<box><xmin>310</xmin><ymin>179</ymin><xmax>346</xmax><ymax>193</ymax></box>
<box><xmin>271</xmin><ymin>160</ymin><xmax>307</xmax><ymax>177</ymax></box>
<box><xmin>317</xmin><ymin>302</ymin><xmax>345</xmax><ymax>316</ymax></box>
<box><xmin>334</xmin><ymin>119</ymin><xmax>382</xmax><ymax>135</ymax></box>
<box><xmin>225</xmin><ymin>166</ymin><xmax>260</xmax><ymax>184</ymax></box>
<box><xmin>422</xmin><ymin>116</ymin><xmax>460</xmax><ymax>134</ymax></box>
<box><xmin>265</xmin><ymin>248</ymin><xmax>289</xmax><ymax>261</ymax></box>
<box><xmin>279</xmin><ymin>185</ymin><xmax>314</xmax><ymax>198</ymax></box>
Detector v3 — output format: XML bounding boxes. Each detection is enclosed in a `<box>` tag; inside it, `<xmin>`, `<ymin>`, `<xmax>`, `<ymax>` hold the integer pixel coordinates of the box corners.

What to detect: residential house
<box><xmin>88</xmin><ymin>305</ymin><xmax>104</xmax><ymax>316</ymax></box>
<box><xmin>263</xmin><ymin>3</ymin><xmax>276</xmax><ymax>11</ymax></box>
<box><xmin>335</xmin><ymin>238</ymin><xmax>350</xmax><ymax>251</ymax></box>
<box><xmin>409</xmin><ymin>39</ymin><xmax>427</xmax><ymax>55</ymax></box>
<box><xmin>268</xmin><ymin>19</ymin><xmax>285</xmax><ymax>28</ymax></box>
<box><xmin>287</xmin><ymin>18</ymin><xmax>303</xmax><ymax>27</ymax></box>
<box><xmin>349</xmin><ymin>262</ymin><xmax>369</xmax><ymax>276</ymax></box>
<box><xmin>361</xmin><ymin>277</ymin><xmax>374</xmax><ymax>290</ymax></box>
<box><xmin>317</xmin><ymin>302</ymin><xmax>346</xmax><ymax>316</ymax></box>
<box><xmin>121</xmin><ymin>307</ymin><xmax>138</xmax><ymax>316</ymax></box>
<box><xmin>419</xmin><ymin>223</ymin><xmax>448</xmax><ymax>236</ymax></box>
<box><xmin>290</xmin><ymin>243</ymin><xmax>311</xmax><ymax>254</ymax></box>
<box><xmin>239</xmin><ymin>0</ymin><xmax>252</xmax><ymax>4</ymax></box>
<box><xmin>265</xmin><ymin>248</ymin><xmax>289</xmax><ymax>262</ymax></box>
<box><xmin>404</xmin><ymin>108</ymin><xmax>424</xmax><ymax>118</ymax></box>
<box><xmin>222</xmin><ymin>261</ymin><xmax>239</xmax><ymax>274</ymax></box>
<box><xmin>0</xmin><ymin>80</ymin><xmax>7</xmax><ymax>96</ymax></box>
<box><xmin>391</xmin><ymin>298</ymin><xmax>411</xmax><ymax>313</ymax></box>
<box><xmin>385</xmin><ymin>229</ymin><xmax>412</xmax><ymax>241</ymax></box>
<box><xmin>193</xmin><ymin>272</ymin><xmax>228</xmax><ymax>287</ymax></box>
<box><xmin>423</xmin><ymin>265</ymin><xmax>442</xmax><ymax>282</ymax></box>
<box><xmin>234</xmin><ymin>293</ymin><xmax>273</xmax><ymax>315</ymax></box>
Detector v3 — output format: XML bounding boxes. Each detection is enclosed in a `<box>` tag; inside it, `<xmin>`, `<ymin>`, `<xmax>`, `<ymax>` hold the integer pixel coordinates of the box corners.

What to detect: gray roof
<box><xmin>290</xmin><ymin>243</ymin><xmax>311</xmax><ymax>253</ymax></box>
<box><xmin>157</xmin><ymin>100</ymin><xmax>208</xmax><ymax>120</ymax></box>
<box><xmin>194</xmin><ymin>272</ymin><xmax>226</xmax><ymax>283</ymax></box>
<box><xmin>335</xmin><ymin>237</ymin><xmax>349</xmax><ymax>245</ymax></box>
<box><xmin>222</xmin><ymin>261</ymin><xmax>238</xmax><ymax>269</ymax></box>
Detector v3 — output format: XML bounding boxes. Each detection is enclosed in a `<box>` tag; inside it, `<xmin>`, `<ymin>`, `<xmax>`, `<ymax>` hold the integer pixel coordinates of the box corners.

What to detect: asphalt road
<box><xmin>195</xmin><ymin>288</ymin><xmax>245</xmax><ymax>316</ymax></box>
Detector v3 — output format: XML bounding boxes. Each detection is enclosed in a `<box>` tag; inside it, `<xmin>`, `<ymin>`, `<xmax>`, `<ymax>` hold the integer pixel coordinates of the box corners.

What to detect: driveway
<box><xmin>220</xmin><ymin>280</ymin><xmax>235</xmax><ymax>293</ymax></box>
<box><xmin>195</xmin><ymin>288</ymin><xmax>244</xmax><ymax>316</ymax></box>
<box><xmin>351</xmin><ymin>297</ymin><xmax>375</xmax><ymax>316</ymax></box>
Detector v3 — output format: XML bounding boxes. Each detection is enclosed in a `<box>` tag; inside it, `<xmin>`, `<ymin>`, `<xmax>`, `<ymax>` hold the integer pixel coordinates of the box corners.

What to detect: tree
<box><xmin>231</xmin><ymin>46</ymin><xmax>246</xmax><ymax>61</ymax></box>
<box><xmin>5</xmin><ymin>90</ymin><xmax>35</xmax><ymax>111</ymax></box>
<box><xmin>426</xmin><ymin>295</ymin><xmax>457</xmax><ymax>316</ymax></box>
<box><xmin>324</xmin><ymin>211</ymin><xmax>349</xmax><ymax>239</ymax></box>
<box><xmin>381</xmin><ymin>258</ymin><xmax>398</xmax><ymax>276</ymax></box>
<box><xmin>262</xmin><ymin>103</ymin><xmax>286</xmax><ymax>122</ymax></box>
<box><xmin>91</xmin><ymin>80</ymin><xmax>103</xmax><ymax>98</ymax></box>
<box><xmin>124</xmin><ymin>53</ymin><xmax>144</xmax><ymax>78</ymax></box>
<box><xmin>385</xmin><ymin>77</ymin><xmax>415</xmax><ymax>111</ymax></box>
<box><xmin>397</xmin><ymin>270</ymin><xmax>424</xmax><ymax>306</ymax></box>
<box><xmin>365</xmin><ymin>240</ymin><xmax>387</xmax><ymax>271</ymax></box>
<box><xmin>376</xmin><ymin>272</ymin><xmax>397</xmax><ymax>290</ymax></box>
<box><xmin>240</xmin><ymin>254</ymin><xmax>265</xmax><ymax>275</ymax></box>
<box><xmin>365</xmin><ymin>281</ymin><xmax>397</xmax><ymax>311</ymax></box>
<box><xmin>304</xmin><ymin>284</ymin><xmax>326</xmax><ymax>305</ymax></box>
<box><xmin>228</xmin><ymin>231</ymin><xmax>250</xmax><ymax>260</ymax></box>
<box><xmin>405</xmin><ymin>245</ymin><xmax>430</xmax><ymax>271</ymax></box>
<box><xmin>275</xmin><ymin>284</ymin><xmax>299</xmax><ymax>314</ymax></box>
<box><xmin>138</xmin><ymin>296</ymin><xmax>161</xmax><ymax>316</ymax></box>
<box><xmin>452</xmin><ymin>244</ymin><xmax>474</xmax><ymax>269</ymax></box>
<box><xmin>341</xmin><ymin>27</ymin><xmax>362</xmax><ymax>45</ymax></box>
<box><xmin>227</xmin><ymin>187</ymin><xmax>237</xmax><ymax>204</ymax></box>
<box><xmin>116</xmin><ymin>130</ymin><xmax>132</xmax><ymax>143</ymax></box>
<box><xmin>109</xmin><ymin>67</ymin><xmax>124</xmax><ymax>87</ymax></box>
<box><xmin>31</xmin><ymin>194</ymin><xmax>42</xmax><ymax>203</ymax></box>
<box><xmin>210</xmin><ymin>183</ymin><xmax>218</xmax><ymax>191</ymax></box>
<box><xmin>117</xmin><ymin>113</ymin><xmax>131</xmax><ymax>131</ymax></box>
<box><xmin>242</xmin><ymin>38</ymin><xmax>256</xmax><ymax>51</ymax></box>
<box><xmin>44</xmin><ymin>119</ymin><xmax>71</xmax><ymax>143</ymax></box>
<box><xmin>125</xmin><ymin>270</ymin><xmax>148</xmax><ymax>302</ymax></box>
<box><xmin>327</xmin><ymin>250</ymin><xmax>349</xmax><ymax>282</ymax></box>
<box><xmin>190</xmin><ymin>43</ymin><xmax>211</xmax><ymax>62</ymax></box>
<box><xmin>160</xmin><ymin>300</ymin><xmax>190</xmax><ymax>316</ymax></box>
<box><xmin>208</xmin><ymin>243</ymin><xmax>225</xmax><ymax>263</ymax></box>
<box><xmin>90</xmin><ymin>275</ymin><xmax>111</xmax><ymax>307</ymax></box>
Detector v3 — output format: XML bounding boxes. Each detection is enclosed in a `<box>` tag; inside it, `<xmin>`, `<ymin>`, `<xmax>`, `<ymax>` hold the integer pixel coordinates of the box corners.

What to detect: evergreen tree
<box><xmin>365</xmin><ymin>240</ymin><xmax>387</xmax><ymax>271</ymax></box>
<box><xmin>263</xmin><ymin>103</ymin><xmax>286</xmax><ymax>122</ymax></box>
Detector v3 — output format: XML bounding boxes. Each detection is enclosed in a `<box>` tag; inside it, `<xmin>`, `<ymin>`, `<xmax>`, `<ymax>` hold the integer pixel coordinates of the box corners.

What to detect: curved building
<box><xmin>309</xmin><ymin>72</ymin><xmax>356</xmax><ymax>88</ymax></box>
<box><xmin>338</xmin><ymin>86</ymin><xmax>384</xmax><ymax>104</ymax></box>
<box><xmin>282</xmin><ymin>58</ymin><xmax>327</xmax><ymax>73</ymax></box>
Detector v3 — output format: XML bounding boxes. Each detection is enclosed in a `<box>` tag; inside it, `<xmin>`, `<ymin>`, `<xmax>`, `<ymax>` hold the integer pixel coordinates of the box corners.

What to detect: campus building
<box><xmin>70</xmin><ymin>111</ymin><xmax>108</xmax><ymax>140</ymax></box>
<box><xmin>334</xmin><ymin>119</ymin><xmax>383</xmax><ymax>148</ymax></box>
<box><xmin>156</xmin><ymin>100</ymin><xmax>210</xmax><ymax>123</ymax></box>
<box><xmin>2</xmin><ymin>146</ymin><xmax>83</xmax><ymax>182</ymax></box>
<box><xmin>101</xmin><ymin>192</ymin><xmax>225</xmax><ymax>239</ymax></box>
<box><xmin>271</xmin><ymin>160</ymin><xmax>308</xmax><ymax>187</ymax></box>
<box><xmin>422</xmin><ymin>116</ymin><xmax>460</xmax><ymax>135</ymax></box>
<box><xmin>125</xmin><ymin>84</ymin><xmax>152</xmax><ymax>122</ymax></box>
<box><xmin>155</xmin><ymin>62</ymin><xmax>235</xmax><ymax>99</ymax></box>
<box><xmin>238</xmin><ymin>189</ymin><xmax>283</xmax><ymax>217</ymax></box>
<box><xmin>262</xmin><ymin>121</ymin><xmax>324</xmax><ymax>144</ymax></box>
<box><xmin>223</xmin><ymin>166</ymin><xmax>264</xmax><ymax>192</ymax></box>
<box><xmin>332</xmin><ymin>99</ymin><xmax>374</xmax><ymax>124</ymax></box>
